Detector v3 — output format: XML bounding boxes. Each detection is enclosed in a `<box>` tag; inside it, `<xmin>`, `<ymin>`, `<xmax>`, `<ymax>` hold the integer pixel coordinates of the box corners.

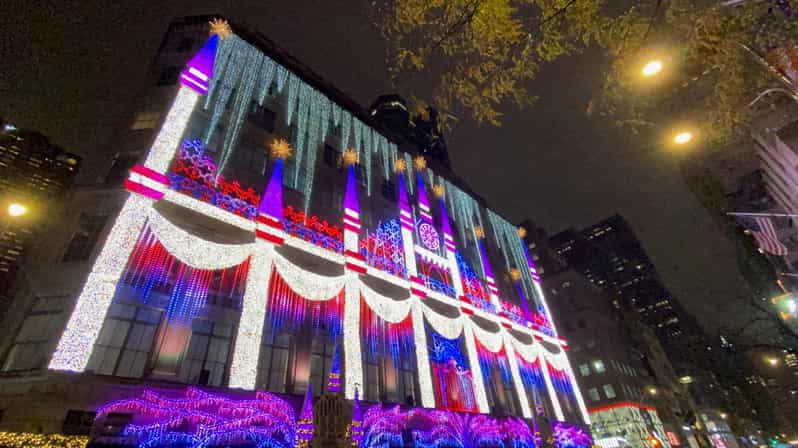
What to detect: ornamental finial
<box><xmin>343</xmin><ymin>148</ymin><xmax>359</xmax><ymax>166</ymax></box>
<box><xmin>209</xmin><ymin>18</ymin><xmax>232</xmax><ymax>40</ymax></box>
<box><xmin>270</xmin><ymin>138</ymin><xmax>293</xmax><ymax>160</ymax></box>
<box><xmin>394</xmin><ymin>158</ymin><xmax>407</xmax><ymax>173</ymax></box>
<box><xmin>413</xmin><ymin>155</ymin><xmax>427</xmax><ymax>171</ymax></box>
<box><xmin>517</xmin><ymin>226</ymin><xmax>527</xmax><ymax>238</ymax></box>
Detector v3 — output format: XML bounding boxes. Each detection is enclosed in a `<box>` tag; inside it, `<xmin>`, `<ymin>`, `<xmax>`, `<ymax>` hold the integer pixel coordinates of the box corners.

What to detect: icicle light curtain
<box><xmin>203</xmin><ymin>36</ymin><xmax>394</xmax><ymax>210</ymax></box>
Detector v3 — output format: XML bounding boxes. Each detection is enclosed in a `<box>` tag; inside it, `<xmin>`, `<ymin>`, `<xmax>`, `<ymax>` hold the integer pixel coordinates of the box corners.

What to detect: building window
<box><xmin>86</xmin><ymin>303</ymin><xmax>162</xmax><ymax>378</ymax></box>
<box><xmin>323</xmin><ymin>144</ymin><xmax>341</xmax><ymax>167</ymax></box>
<box><xmin>588</xmin><ymin>388</ymin><xmax>600</xmax><ymax>402</ymax></box>
<box><xmin>130</xmin><ymin>112</ymin><xmax>160</xmax><ymax>130</ymax></box>
<box><xmin>248</xmin><ymin>102</ymin><xmax>276</xmax><ymax>132</ymax></box>
<box><xmin>177</xmin><ymin>320</ymin><xmax>234</xmax><ymax>387</ymax></box>
<box><xmin>62</xmin><ymin>410</ymin><xmax>96</xmax><ymax>435</ymax></box>
<box><xmin>157</xmin><ymin>66</ymin><xmax>180</xmax><ymax>85</ymax></box>
<box><xmin>396</xmin><ymin>356</ymin><xmax>417</xmax><ymax>406</ymax></box>
<box><xmin>62</xmin><ymin>213</ymin><xmax>110</xmax><ymax>262</ymax></box>
<box><xmin>258</xmin><ymin>331</ymin><xmax>293</xmax><ymax>393</ymax></box>
<box><xmin>578</xmin><ymin>364</ymin><xmax>590</xmax><ymax>376</ymax></box>
<box><xmin>309</xmin><ymin>339</ymin><xmax>336</xmax><ymax>397</ymax></box>
<box><xmin>593</xmin><ymin>359</ymin><xmax>606</xmax><ymax>373</ymax></box>
<box><xmin>603</xmin><ymin>384</ymin><xmax>616</xmax><ymax>399</ymax></box>
<box><xmin>176</xmin><ymin>37</ymin><xmax>195</xmax><ymax>53</ymax></box>
<box><xmin>105</xmin><ymin>152</ymin><xmax>139</xmax><ymax>185</ymax></box>
<box><xmin>3</xmin><ymin>296</ymin><xmax>66</xmax><ymax>372</ymax></box>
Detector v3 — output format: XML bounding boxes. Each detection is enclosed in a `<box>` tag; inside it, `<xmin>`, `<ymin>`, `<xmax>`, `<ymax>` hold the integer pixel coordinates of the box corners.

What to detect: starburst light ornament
<box><xmin>474</xmin><ymin>226</ymin><xmax>485</xmax><ymax>240</ymax></box>
<box><xmin>208</xmin><ymin>18</ymin><xmax>232</xmax><ymax>40</ymax></box>
<box><xmin>394</xmin><ymin>158</ymin><xmax>407</xmax><ymax>173</ymax></box>
<box><xmin>432</xmin><ymin>184</ymin><xmax>444</xmax><ymax>198</ymax></box>
<box><xmin>343</xmin><ymin>148</ymin><xmax>359</xmax><ymax>166</ymax></box>
<box><xmin>517</xmin><ymin>226</ymin><xmax>527</xmax><ymax>238</ymax></box>
<box><xmin>270</xmin><ymin>138</ymin><xmax>293</xmax><ymax>160</ymax></box>
<box><xmin>413</xmin><ymin>155</ymin><xmax>427</xmax><ymax>171</ymax></box>
<box><xmin>510</xmin><ymin>268</ymin><xmax>521</xmax><ymax>282</ymax></box>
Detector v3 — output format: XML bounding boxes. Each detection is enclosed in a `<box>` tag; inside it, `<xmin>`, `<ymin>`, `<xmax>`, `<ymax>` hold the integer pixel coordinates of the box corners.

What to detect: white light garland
<box><xmin>147</xmin><ymin>209</ymin><xmax>255</xmax><ymax>270</ymax></box>
<box><xmin>162</xmin><ymin>190</ymin><xmax>255</xmax><ymax>232</ymax></box>
<box><xmin>366</xmin><ymin>267</ymin><xmax>410</xmax><ymax>289</ymax></box>
<box><xmin>411</xmin><ymin>300</ymin><xmax>435</xmax><ymax>408</ymax></box>
<box><xmin>560</xmin><ymin>354</ymin><xmax>591</xmax><ymax>424</ymax></box>
<box><xmin>50</xmin><ymin>195</ymin><xmax>152</xmax><ymax>371</ymax></box>
<box><xmin>143</xmin><ymin>86</ymin><xmax>200</xmax><ymax>174</ymax></box>
<box><xmin>503</xmin><ymin>332</ymin><xmax>532</xmax><ymax>418</ymax></box>
<box><xmin>415</xmin><ymin>245</ymin><xmax>448</xmax><ymax>268</ymax></box>
<box><xmin>228</xmin><ymin>244</ymin><xmax>273</xmax><ymax>389</ymax></box>
<box><xmin>538</xmin><ymin>352</ymin><xmax>565</xmax><ymax>421</ymax></box>
<box><xmin>420</xmin><ymin>302</ymin><xmax>463</xmax><ymax>340</ymax></box>
<box><xmin>468</xmin><ymin>317</ymin><xmax>503</xmax><ymax>353</ymax></box>
<box><xmin>344</xmin><ymin>280</ymin><xmax>362</xmax><ymax>399</ymax></box>
<box><xmin>462</xmin><ymin>319</ymin><xmax>490</xmax><ymax>413</ymax></box>
<box><xmin>271</xmin><ymin>251</ymin><xmax>350</xmax><ymax>299</ymax></box>
<box><xmin>359</xmin><ymin>279</ymin><xmax>413</xmax><ymax>324</ymax></box>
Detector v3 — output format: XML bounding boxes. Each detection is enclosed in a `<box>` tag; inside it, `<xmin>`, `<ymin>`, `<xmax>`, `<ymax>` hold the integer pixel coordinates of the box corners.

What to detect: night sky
<box><xmin>1</xmin><ymin>1</ymin><xmax>751</xmax><ymax>335</ymax></box>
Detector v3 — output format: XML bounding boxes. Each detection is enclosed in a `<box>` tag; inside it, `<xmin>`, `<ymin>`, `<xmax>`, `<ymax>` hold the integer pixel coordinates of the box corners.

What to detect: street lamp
<box><xmin>766</xmin><ymin>356</ymin><xmax>780</xmax><ymax>367</ymax></box>
<box><xmin>673</xmin><ymin>131</ymin><xmax>693</xmax><ymax>145</ymax></box>
<box><xmin>7</xmin><ymin>203</ymin><xmax>27</xmax><ymax>218</ymax></box>
<box><xmin>642</xmin><ymin>60</ymin><xmax>664</xmax><ymax>77</ymax></box>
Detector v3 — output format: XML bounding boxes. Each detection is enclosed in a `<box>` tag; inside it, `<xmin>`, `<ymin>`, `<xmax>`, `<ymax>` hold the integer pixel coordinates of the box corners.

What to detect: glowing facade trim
<box><xmin>271</xmin><ymin>252</ymin><xmax>349</xmax><ymax>299</ymax></box>
<box><xmin>49</xmin><ymin>195</ymin><xmax>152</xmax><ymax>371</ymax></box>
<box><xmin>162</xmin><ymin>190</ymin><xmax>255</xmax><ymax>231</ymax></box>
<box><xmin>142</xmin><ymin>87</ymin><xmax>200</xmax><ymax>174</ymax></box>
<box><xmin>360</xmin><ymin>280</ymin><xmax>413</xmax><ymax>323</ymax></box>
<box><xmin>147</xmin><ymin>209</ymin><xmax>255</xmax><ymax>269</ymax></box>
<box><xmin>503</xmin><ymin>332</ymin><xmax>532</xmax><ymax>418</ymax></box>
<box><xmin>228</xmin><ymin>244</ymin><xmax>273</xmax><ymax>389</ymax></box>
<box><xmin>411</xmin><ymin>300</ymin><xmax>435</xmax><ymax>408</ymax></box>
<box><xmin>462</xmin><ymin>319</ymin><xmax>490</xmax><ymax>413</ymax></box>
<box><xmin>344</xmin><ymin>280</ymin><xmax>362</xmax><ymax>399</ymax></box>
<box><xmin>539</xmin><ymin>354</ymin><xmax>565</xmax><ymax>421</ymax></box>
<box><xmin>468</xmin><ymin>317</ymin><xmax>503</xmax><ymax>353</ymax></box>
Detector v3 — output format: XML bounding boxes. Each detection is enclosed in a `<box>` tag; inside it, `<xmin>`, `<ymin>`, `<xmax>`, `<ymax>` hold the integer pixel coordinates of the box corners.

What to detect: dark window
<box><xmin>309</xmin><ymin>339</ymin><xmax>336</xmax><ymax>397</ymax></box>
<box><xmin>105</xmin><ymin>152</ymin><xmax>139</xmax><ymax>185</ymax></box>
<box><xmin>382</xmin><ymin>178</ymin><xmax>397</xmax><ymax>202</ymax></box>
<box><xmin>323</xmin><ymin>145</ymin><xmax>341</xmax><ymax>167</ymax></box>
<box><xmin>63</xmin><ymin>410</ymin><xmax>96</xmax><ymax>435</ymax></box>
<box><xmin>248</xmin><ymin>101</ymin><xmax>276</xmax><ymax>132</ymax></box>
<box><xmin>157</xmin><ymin>66</ymin><xmax>180</xmax><ymax>86</ymax></box>
<box><xmin>62</xmin><ymin>213</ymin><xmax>110</xmax><ymax>262</ymax></box>
<box><xmin>176</xmin><ymin>37</ymin><xmax>195</xmax><ymax>53</ymax></box>
<box><xmin>178</xmin><ymin>320</ymin><xmax>234</xmax><ymax>387</ymax></box>
<box><xmin>258</xmin><ymin>330</ymin><xmax>293</xmax><ymax>393</ymax></box>
<box><xmin>3</xmin><ymin>296</ymin><xmax>65</xmax><ymax>372</ymax></box>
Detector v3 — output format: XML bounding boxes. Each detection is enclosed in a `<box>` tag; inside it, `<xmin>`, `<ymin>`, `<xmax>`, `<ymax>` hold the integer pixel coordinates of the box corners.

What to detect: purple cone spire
<box><xmin>180</xmin><ymin>35</ymin><xmax>218</xmax><ymax>94</ymax></box>
<box><xmin>344</xmin><ymin>164</ymin><xmax>360</xmax><ymax>213</ymax></box>
<box><xmin>258</xmin><ymin>158</ymin><xmax>284</xmax><ymax>221</ymax></box>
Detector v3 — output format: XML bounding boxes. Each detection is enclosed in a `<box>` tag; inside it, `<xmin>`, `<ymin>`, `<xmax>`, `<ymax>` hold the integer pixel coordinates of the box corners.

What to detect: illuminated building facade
<box><xmin>0</xmin><ymin>18</ymin><xmax>591</xmax><ymax>448</ymax></box>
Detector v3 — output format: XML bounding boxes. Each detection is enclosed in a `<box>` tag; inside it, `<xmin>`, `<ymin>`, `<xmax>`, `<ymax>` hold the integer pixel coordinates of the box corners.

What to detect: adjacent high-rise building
<box><xmin>0</xmin><ymin>17</ymin><xmax>593</xmax><ymax>448</ymax></box>
<box><xmin>548</xmin><ymin>215</ymin><xmax>704</xmax><ymax>371</ymax></box>
<box><xmin>0</xmin><ymin>125</ymin><xmax>80</xmax><ymax>300</ymax></box>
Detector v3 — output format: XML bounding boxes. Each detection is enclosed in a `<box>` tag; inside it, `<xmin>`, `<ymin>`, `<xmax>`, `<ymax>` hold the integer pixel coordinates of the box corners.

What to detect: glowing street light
<box><xmin>766</xmin><ymin>357</ymin><xmax>780</xmax><ymax>367</ymax></box>
<box><xmin>7</xmin><ymin>203</ymin><xmax>27</xmax><ymax>218</ymax></box>
<box><xmin>673</xmin><ymin>131</ymin><xmax>693</xmax><ymax>145</ymax></box>
<box><xmin>642</xmin><ymin>60</ymin><xmax>664</xmax><ymax>77</ymax></box>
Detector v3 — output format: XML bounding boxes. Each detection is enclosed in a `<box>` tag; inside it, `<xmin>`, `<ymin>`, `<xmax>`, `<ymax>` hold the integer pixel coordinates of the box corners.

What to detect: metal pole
<box><xmin>726</xmin><ymin>211</ymin><xmax>798</xmax><ymax>218</ymax></box>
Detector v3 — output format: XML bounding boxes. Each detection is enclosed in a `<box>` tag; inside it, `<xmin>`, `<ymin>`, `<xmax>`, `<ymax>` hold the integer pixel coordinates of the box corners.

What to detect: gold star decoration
<box><xmin>413</xmin><ymin>155</ymin><xmax>427</xmax><ymax>171</ymax></box>
<box><xmin>517</xmin><ymin>226</ymin><xmax>527</xmax><ymax>238</ymax></box>
<box><xmin>509</xmin><ymin>268</ymin><xmax>521</xmax><ymax>282</ymax></box>
<box><xmin>473</xmin><ymin>226</ymin><xmax>485</xmax><ymax>239</ymax></box>
<box><xmin>432</xmin><ymin>184</ymin><xmax>444</xmax><ymax>198</ymax></box>
<box><xmin>209</xmin><ymin>18</ymin><xmax>232</xmax><ymax>40</ymax></box>
<box><xmin>343</xmin><ymin>148</ymin><xmax>359</xmax><ymax>166</ymax></box>
<box><xmin>270</xmin><ymin>138</ymin><xmax>293</xmax><ymax>159</ymax></box>
<box><xmin>394</xmin><ymin>158</ymin><xmax>407</xmax><ymax>173</ymax></box>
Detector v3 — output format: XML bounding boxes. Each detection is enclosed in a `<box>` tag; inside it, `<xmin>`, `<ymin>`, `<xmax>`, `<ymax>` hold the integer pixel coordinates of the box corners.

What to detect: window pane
<box><xmin>603</xmin><ymin>384</ymin><xmax>616</xmax><ymax>399</ymax></box>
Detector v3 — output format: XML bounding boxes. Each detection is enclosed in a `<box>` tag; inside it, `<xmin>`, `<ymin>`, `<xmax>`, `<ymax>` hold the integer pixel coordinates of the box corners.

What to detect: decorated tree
<box><xmin>376</xmin><ymin>0</ymin><xmax>797</xmax><ymax>142</ymax></box>
<box><xmin>296</xmin><ymin>384</ymin><xmax>315</xmax><ymax>448</ymax></box>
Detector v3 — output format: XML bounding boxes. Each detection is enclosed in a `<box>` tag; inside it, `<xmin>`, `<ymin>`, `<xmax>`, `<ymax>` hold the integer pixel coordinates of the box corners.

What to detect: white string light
<box><xmin>344</xmin><ymin>281</ymin><xmax>362</xmax><ymax>399</ymax></box>
<box><xmin>147</xmin><ymin>209</ymin><xmax>255</xmax><ymax>270</ymax></box>
<box><xmin>503</xmin><ymin>332</ymin><xmax>532</xmax><ymax>418</ymax></box>
<box><xmin>359</xmin><ymin>279</ymin><xmax>413</xmax><ymax>323</ymax></box>
<box><xmin>271</xmin><ymin>251</ymin><xmax>351</xmax><ymax>299</ymax></box>
<box><xmin>49</xmin><ymin>195</ymin><xmax>152</xmax><ymax>371</ymax></box>
<box><xmin>228</xmin><ymin>244</ymin><xmax>273</xmax><ymax>389</ymax></box>
<box><xmin>411</xmin><ymin>300</ymin><xmax>435</xmax><ymax>408</ymax></box>
<box><xmin>462</xmin><ymin>319</ymin><xmax>490</xmax><ymax>413</ymax></box>
<box><xmin>143</xmin><ymin>87</ymin><xmax>200</xmax><ymax>174</ymax></box>
<box><xmin>468</xmin><ymin>317</ymin><xmax>503</xmax><ymax>353</ymax></box>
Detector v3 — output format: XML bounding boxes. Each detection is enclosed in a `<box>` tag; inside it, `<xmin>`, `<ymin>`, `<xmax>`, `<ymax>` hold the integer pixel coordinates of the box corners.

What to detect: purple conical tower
<box><xmin>478</xmin><ymin>237</ymin><xmax>500</xmax><ymax>299</ymax></box>
<box><xmin>439</xmin><ymin>198</ymin><xmax>456</xmax><ymax>253</ymax></box>
<box><xmin>343</xmin><ymin>164</ymin><xmax>361</xmax><ymax>235</ymax></box>
<box><xmin>255</xmin><ymin>158</ymin><xmax>286</xmax><ymax>244</ymax></box>
<box><xmin>327</xmin><ymin>344</ymin><xmax>341</xmax><ymax>393</ymax></box>
<box><xmin>180</xmin><ymin>35</ymin><xmax>218</xmax><ymax>94</ymax></box>
<box><xmin>296</xmin><ymin>383</ymin><xmax>314</xmax><ymax>447</ymax></box>
<box><xmin>398</xmin><ymin>173</ymin><xmax>413</xmax><ymax>233</ymax></box>
<box><xmin>416</xmin><ymin>171</ymin><xmax>433</xmax><ymax>224</ymax></box>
